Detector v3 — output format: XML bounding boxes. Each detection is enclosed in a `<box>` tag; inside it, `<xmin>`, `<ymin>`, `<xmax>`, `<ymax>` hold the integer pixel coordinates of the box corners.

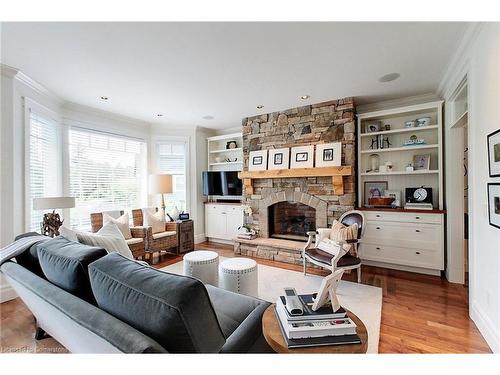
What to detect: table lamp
<box><xmin>33</xmin><ymin>196</ymin><xmax>76</xmax><ymax>237</ymax></box>
<box><xmin>149</xmin><ymin>174</ymin><xmax>173</xmax><ymax>215</ymax></box>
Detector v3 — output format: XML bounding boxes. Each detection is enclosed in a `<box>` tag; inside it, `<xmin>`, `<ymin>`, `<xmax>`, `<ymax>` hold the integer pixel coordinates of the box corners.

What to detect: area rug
<box><xmin>161</xmin><ymin>256</ymin><xmax>382</xmax><ymax>353</ymax></box>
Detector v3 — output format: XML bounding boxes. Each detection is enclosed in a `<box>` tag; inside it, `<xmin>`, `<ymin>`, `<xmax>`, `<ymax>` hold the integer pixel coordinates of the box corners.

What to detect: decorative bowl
<box><xmin>416</xmin><ymin>117</ymin><xmax>431</xmax><ymax>127</ymax></box>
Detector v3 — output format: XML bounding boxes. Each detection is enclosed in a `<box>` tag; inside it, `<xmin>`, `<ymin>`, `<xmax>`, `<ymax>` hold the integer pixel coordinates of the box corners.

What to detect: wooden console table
<box><xmin>173</xmin><ymin>220</ymin><xmax>194</xmax><ymax>254</ymax></box>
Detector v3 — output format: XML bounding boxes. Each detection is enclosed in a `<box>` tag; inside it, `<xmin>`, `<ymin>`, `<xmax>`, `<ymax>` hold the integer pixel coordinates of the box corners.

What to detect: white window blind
<box><xmin>156</xmin><ymin>142</ymin><xmax>187</xmax><ymax>213</ymax></box>
<box><xmin>69</xmin><ymin>128</ymin><xmax>146</xmax><ymax>229</ymax></box>
<box><xmin>27</xmin><ymin>111</ymin><xmax>61</xmax><ymax>231</ymax></box>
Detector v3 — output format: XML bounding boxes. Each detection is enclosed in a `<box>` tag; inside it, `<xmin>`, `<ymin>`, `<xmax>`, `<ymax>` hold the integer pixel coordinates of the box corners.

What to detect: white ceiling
<box><xmin>1</xmin><ymin>22</ymin><xmax>467</xmax><ymax>129</ymax></box>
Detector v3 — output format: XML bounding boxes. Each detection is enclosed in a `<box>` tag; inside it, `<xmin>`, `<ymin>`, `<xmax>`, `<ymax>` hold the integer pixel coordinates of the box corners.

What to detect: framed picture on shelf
<box><xmin>364</xmin><ymin>181</ymin><xmax>388</xmax><ymax>205</ymax></box>
<box><xmin>365</xmin><ymin>122</ymin><xmax>381</xmax><ymax>133</ymax></box>
<box><xmin>268</xmin><ymin>148</ymin><xmax>290</xmax><ymax>170</ymax></box>
<box><xmin>487</xmin><ymin>129</ymin><xmax>500</xmax><ymax>177</ymax></box>
<box><xmin>413</xmin><ymin>154</ymin><xmax>431</xmax><ymax>170</ymax></box>
<box><xmin>290</xmin><ymin>145</ymin><xmax>314</xmax><ymax>168</ymax></box>
<box><xmin>248</xmin><ymin>150</ymin><xmax>268</xmax><ymax>171</ymax></box>
<box><xmin>315</xmin><ymin>142</ymin><xmax>341</xmax><ymax>167</ymax></box>
<box><xmin>384</xmin><ymin>189</ymin><xmax>401</xmax><ymax>207</ymax></box>
<box><xmin>487</xmin><ymin>183</ymin><xmax>500</xmax><ymax>229</ymax></box>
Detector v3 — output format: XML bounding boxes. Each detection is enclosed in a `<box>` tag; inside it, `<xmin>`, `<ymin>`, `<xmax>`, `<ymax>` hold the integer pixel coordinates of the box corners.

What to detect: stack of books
<box><xmin>275</xmin><ymin>293</ymin><xmax>361</xmax><ymax>348</ymax></box>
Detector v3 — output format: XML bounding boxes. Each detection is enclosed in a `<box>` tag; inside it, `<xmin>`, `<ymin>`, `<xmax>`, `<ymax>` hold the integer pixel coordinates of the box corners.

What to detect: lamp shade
<box><xmin>149</xmin><ymin>174</ymin><xmax>173</xmax><ymax>194</ymax></box>
<box><xmin>33</xmin><ymin>197</ymin><xmax>75</xmax><ymax>210</ymax></box>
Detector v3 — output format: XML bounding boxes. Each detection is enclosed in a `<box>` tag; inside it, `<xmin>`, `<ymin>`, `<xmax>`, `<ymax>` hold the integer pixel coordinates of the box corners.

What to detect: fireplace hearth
<box><xmin>268</xmin><ymin>201</ymin><xmax>316</xmax><ymax>242</ymax></box>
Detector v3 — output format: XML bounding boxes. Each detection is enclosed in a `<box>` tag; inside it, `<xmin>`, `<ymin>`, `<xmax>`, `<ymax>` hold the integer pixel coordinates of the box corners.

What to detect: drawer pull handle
<box><xmin>415</xmin><ymin>229</ymin><xmax>420</xmax><ymax>233</ymax></box>
<box><xmin>415</xmin><ymin>251</ymin><xmax>420</xmax><ymax>255</ymax></box>
<box><xmin>415</xmin><ymin>216</ymin><xmax>420</xmax><ymax>219</ymax></box>
<box><xmin>376</xmin><ymin>227</ymin><xmax>381</xmax><ymax>230</ymax></box>
<box><xmin>376</xmin><ymin>247</ymin><xmax>381</xmax><ymax>250</ymax></box>
<box><xmin>376</xmin><ymin>215</ymin><xmax>381</xmax><ymax>218</ymax></box>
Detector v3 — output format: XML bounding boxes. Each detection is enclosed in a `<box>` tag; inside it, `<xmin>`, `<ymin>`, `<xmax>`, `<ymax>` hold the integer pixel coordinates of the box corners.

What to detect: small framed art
<box><xmin>290</xmin><ymin>145</ymin><xmax>314</xmax><ymax>168</ymax></box>
<box><xmin>315</xmin><ymin>142</ymin><xmax>341</xmax><ymax>167</ymax></box>
<box><xmin>488</xmin><ymin>183</ymin><xmax>500</xmax><ymax>229</ymax></box>
<box><xmin>413</xmin><ymin>154</ymin><xmax>430</xmax><ymax>170</ymax></box>
<box><xmin>364</xmin><ymin>181</ymin><xmax>388</xmax><ymax>205</ymax></box>
<box><xmin>268</xmin><ymin>148</ymin><xmax>290</xmax><ymax>170</ymax></box>
<box><xmin>248</xmin><ymin>150</ymin><xmax>268</xmax><ymax>171</ymax></box>
<box><xmin>487</xmin><ymin>128</ymin><xmax>500</xmax><ymax>177</ymax></box>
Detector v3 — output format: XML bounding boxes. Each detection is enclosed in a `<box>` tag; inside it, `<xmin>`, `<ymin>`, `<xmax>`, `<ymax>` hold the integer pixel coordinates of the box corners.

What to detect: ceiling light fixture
<box><xmin>156</xmin><ymin>114</ymin><xmax>163</xmax><ymax>117</ymax></box>
<box><xmin>100</xmin><ymin>96</ymin><xmax>109</xmax><ymax>101</ymax></box>
<box><xmin>301</xmin><ymin>95</ymin><xmax>310</xmax><ymax>100</ymax></box>
<box><xmin>202</xmin><ymin>115</ymin><xmax>214</xmax><ymax>120</ymax></box>
<box><xmin>378</xmin><ymin>73</ymin><xmax>400</xmax><ymax>83</ymax></box>
<box><xmin>257</xmin><ymin>105</ymin><xmax>264</xmax><ymax>109</ymax></box>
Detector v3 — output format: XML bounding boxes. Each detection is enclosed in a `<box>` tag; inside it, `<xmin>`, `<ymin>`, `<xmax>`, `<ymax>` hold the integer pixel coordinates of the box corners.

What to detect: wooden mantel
<box><xmin>238</xmin><ymin>166</ymin><xmax>352</xmax><ymax>195</ymax></box>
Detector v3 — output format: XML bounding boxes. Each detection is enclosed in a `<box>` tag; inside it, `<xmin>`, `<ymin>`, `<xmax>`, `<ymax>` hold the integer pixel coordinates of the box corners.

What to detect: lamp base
<box><xmin>41</xmin><ymin>210</ymin><xmax>64</xmax><ymax>237</ymax></box>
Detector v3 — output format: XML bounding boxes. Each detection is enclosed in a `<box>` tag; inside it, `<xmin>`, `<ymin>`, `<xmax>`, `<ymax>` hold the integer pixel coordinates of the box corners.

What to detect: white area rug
<box><xmin>161</xmin><ymin>257</ymin><xmax>382</xmax><ymax>353</ymax></box>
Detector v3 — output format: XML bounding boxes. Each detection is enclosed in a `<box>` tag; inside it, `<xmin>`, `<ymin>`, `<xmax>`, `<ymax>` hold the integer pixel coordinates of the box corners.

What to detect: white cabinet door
<box><xmin>206</xmin><ymin>212</ymin><xmax>226</xmax><ymax>239</ymax></box>
<box><xmin>226</xmin><ymin>211</ymin><xmax>243</xmax><ymax>239</ymax></box>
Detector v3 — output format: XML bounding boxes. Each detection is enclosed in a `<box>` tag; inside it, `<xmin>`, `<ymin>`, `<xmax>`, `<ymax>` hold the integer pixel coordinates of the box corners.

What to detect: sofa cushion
<box><xmin>88</xmin><ymin>253</ymin><xmax>226</xmax><ymax>353</ymax></box>
<box><xmin>37</xmin><ymin>236</ymin><xmax>107</xmax><ymax>304</ymax></box>
<box><xmin>13</xmin><ymin>232</ymin><xmax>47</xmax><ymax>278</ymax></box>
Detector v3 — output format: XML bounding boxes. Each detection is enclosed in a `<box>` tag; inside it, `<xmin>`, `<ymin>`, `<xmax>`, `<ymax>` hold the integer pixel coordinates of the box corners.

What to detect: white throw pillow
<box><xmin>317</xmin><ymin>238</ymin><xmax>342</xmax><ymax>258</ymax></box>
<box><xmin>76</xmin><ymin>222</ymin><xmax>134</xmax><ymax>259</ymax></box>
<box><xmin>102</xmin><ymin>212</ymin><xmax>132</xmax><ymax>239</ymax></box>
<box><xmin>142</xmin><ymin>208</ymin><xmax>165</xmax><ymax>234</ymax></box>
<box><xmin>59</xmin><ymin>225</ymin><xmax>78</xmax><ymax>242</ymax></box>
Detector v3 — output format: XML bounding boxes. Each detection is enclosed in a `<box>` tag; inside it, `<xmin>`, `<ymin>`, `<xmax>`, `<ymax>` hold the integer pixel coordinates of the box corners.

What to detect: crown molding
<box><xmin>0</xmin><ymin>64</ymin><xmax>19</xmax><ymax>78</ymax></box>
<box><xmin>356</xmin><ymin>92</ymin><xmax>441</xmax><ymax>114</ymax></box>
<box><xmin>437</xmin><ymin>22</ymin><xmax>483</xmax><ymax>98</ymax></box>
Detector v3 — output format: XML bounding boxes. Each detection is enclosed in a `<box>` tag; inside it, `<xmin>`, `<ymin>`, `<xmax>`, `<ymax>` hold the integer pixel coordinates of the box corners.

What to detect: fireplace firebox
<box><xmin>268</xmin><ymin>201</ymin><xmax>316</xmax><ymax>242</ymax></box>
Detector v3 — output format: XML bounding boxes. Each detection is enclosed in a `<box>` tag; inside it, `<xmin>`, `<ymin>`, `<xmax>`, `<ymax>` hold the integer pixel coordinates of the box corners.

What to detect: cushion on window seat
<box><xmin>126</xmin><ymin>238</ymin><xmax>144</xmax><ymax>245</ymax></box>
<box><xmin>152</xmin><ymin>231</ymin><xmax>176</xmax><ymax>240</ymax></box>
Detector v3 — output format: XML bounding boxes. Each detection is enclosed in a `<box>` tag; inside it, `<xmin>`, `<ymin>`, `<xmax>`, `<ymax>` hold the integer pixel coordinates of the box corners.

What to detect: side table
<box><xmin>173</xmin><ymin>220</ymin><xmax>194</xmax><ymax>254</ymax></box>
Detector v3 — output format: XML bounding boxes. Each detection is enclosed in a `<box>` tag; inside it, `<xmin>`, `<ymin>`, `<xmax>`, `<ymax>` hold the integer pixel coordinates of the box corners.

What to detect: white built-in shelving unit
<box><xmin>207</xmin><ymin>132</ymin><xmax>243</xmax><ymax>171</ymax></box>
<box><xmin>357</xmin><ymin>101</ymin><xmax>444</xmax><ymax>209</ymax></box>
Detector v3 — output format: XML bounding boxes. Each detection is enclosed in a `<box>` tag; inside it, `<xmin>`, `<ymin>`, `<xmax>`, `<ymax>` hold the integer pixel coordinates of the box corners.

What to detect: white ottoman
<box><xmin>183</xmin><ymin>250</ymin><xmax>219</xmax><ymax>285</ymax></box>
<box><xmin>219</xmin><ymin>258</ymin><xmax>258</xmax><ymax>297</ymax></box>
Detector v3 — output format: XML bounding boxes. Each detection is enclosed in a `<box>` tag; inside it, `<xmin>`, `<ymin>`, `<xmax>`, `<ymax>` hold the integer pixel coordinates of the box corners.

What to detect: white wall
<box><xmin>441</xmin><ymin>23</ymin><xmax>500</xmax><ymax>353</ymax></box>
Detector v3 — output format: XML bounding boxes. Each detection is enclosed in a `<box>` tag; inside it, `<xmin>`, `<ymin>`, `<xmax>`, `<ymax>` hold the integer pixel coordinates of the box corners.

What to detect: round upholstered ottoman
<box><xmin>183</xmin><ymin>250</ymin><xmax>219</xmax><ymax>285</ymax></box>
<box><xmin>219</xmin><ymin>258</ymin><xmax>258</xmax><ymax>297</ymax></box>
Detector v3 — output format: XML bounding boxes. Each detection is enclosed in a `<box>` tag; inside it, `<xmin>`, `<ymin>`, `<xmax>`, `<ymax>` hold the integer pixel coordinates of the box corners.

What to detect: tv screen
<box><xmin>202</xmin><ymin>171</ymin><xmax>242</xmax><ymax>196</ymax></box>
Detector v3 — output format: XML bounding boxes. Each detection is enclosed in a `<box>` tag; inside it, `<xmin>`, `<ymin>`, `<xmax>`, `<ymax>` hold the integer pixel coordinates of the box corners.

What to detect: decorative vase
<box><xmin>369</xmin><ymin>154</ymin><xmax>380</xmax><ymax>172</ymax></box>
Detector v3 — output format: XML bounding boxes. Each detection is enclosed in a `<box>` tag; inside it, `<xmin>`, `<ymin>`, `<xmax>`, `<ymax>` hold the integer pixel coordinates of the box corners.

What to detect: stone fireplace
<box><xmin>234</xmin><ymin>97</ymin><xmax>356</xmax><ymax>264</ymax></box>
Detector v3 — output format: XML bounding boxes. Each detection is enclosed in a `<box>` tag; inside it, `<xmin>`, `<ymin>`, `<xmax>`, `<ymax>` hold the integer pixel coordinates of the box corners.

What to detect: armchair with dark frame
<box><xmin>302</xmin><ymin>210</ymin><xmax>365</xmax><ymax>283</ymax></box>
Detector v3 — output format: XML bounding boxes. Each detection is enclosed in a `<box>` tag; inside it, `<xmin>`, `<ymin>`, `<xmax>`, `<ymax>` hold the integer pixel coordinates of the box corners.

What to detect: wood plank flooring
<box><xmin>0</xmin><ymin>241</ymin><xmax>491</xmax><ymax>353</ymax></box>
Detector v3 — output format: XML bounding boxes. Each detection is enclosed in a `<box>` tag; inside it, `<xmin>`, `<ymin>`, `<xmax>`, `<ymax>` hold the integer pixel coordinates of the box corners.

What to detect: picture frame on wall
<box><xmin>487</xmin><ymin>183</ymin><xmax>500</xmax><ymax>229</ymax></box>
<box><xmin>248</xmin><ymin>150</ymin><xmax>268</xmax><ymax>171</ymax></box>
<box><xmin>364</xmin><ymin>181</ymin><xmax>388</xmax><ymax>206</ymax></box>
<box><xmin>290</xmin><ymin>145</ymin><xmax>314</xmax><ymax>168</ymax></box>
<box><xmin>315</xmin><ymin>142</ymin><xmax>342</xmax><ymax>167</ymax></box>
<box><xmin>487</xmin><ymin>128</ymin><xmax>500</xmax><ymax>177</ymax></box>
<box><xmin>268</xmin><ymin>148</ymin><xmax>290</xmax><ymax>170</ymax></box>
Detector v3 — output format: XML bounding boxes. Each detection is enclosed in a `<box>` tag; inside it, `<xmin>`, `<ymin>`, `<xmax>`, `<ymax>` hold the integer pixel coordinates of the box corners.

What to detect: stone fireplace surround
<box><xmin>234</xmin><ymin>97</ymin><xmax>356</xmax><ymax>265</ymax></box>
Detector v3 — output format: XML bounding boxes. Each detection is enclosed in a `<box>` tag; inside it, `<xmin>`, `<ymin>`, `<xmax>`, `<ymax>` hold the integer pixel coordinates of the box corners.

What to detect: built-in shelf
<box><xmin>360</xmin><ymin>124</ymin><xmax>438</xmax><ymax>137</ymax></box>
<box><xmin>209</xmin><ymin>161</ymin><xmax>243</xmax><ymax>166</ymax></box>
<box><xmin>360</xmin><ymin>144</ymin><xmax>439</xmax><ymax>154</ymax></box>
<box><xmin>209</xmin><ymin>147</ymin><xmax>243</xmax><ymax>154</ymax></box>
<box><xmin>452</xmin><ymin>111</ymin><xmax>468</xmax><ymax>128</ymax></box>
<box><xmin>239</xmin><ymin>166</ymin><xmax>352</xmax><ymax>195</ymax></box>
<box><xmin>360</xmin><ymin>170</ymin><xmax>440</xmax><ymax>176</ymax></box>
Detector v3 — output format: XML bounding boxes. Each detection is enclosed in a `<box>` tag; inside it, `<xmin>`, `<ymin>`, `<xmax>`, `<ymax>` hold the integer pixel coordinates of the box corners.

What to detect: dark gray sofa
<box><xmin>1</xmin><ymin>234</ymin><xmax>272</xmax><ymax>353</ymax></box>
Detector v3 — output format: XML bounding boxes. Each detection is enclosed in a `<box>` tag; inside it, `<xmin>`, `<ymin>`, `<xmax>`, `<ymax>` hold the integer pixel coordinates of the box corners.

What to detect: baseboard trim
<box><xmin>0</xmin><ymin>284</ymin><xmax>17</xmax><ymax>303</ymax></box>
<box><xmin>361</xmin><ymin>260</ymin><xmax>441</xmax><ymax>276</ymax></box>
<box><xmin>206</xmin><ymin>237</ymin><xmax>234</xmax><ymax>246</ymax></box>
<box><xmin>194</xmin><ymin>233</ymin><xmax>206</xmax><ymax>244</ymax></box>
<box><xmin>470</xmin><ymin>301</ymin><xmax>499</xmax><ymax>353</ymax></box>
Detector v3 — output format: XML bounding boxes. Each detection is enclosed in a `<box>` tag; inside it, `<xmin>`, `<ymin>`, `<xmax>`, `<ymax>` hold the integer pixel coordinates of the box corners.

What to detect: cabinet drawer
<box><xmin>360</xmin><ymin>243</ymin><xmax>443</xmax><ymax>270</ymax></box>
<box><xmin>206</xmin><ymin>204</ymin><xmax>242</xmax><ymax>214</ymax></box>
<box><xmin>364</xmin><ymin>211</ymin><xmax>442</xmax><ymax>224</ymax></box>
<box><xmin>364</xmin><ymin>222</ymin><xmax>442</xmax><ymax>251</ymax></box>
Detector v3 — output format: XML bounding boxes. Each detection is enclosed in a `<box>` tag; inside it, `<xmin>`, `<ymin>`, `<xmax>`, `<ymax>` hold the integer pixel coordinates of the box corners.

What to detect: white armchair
<box><xmin>302</xmin><ymin>210</ymin><xmax>365</xmax><ymax>283</ymax></box>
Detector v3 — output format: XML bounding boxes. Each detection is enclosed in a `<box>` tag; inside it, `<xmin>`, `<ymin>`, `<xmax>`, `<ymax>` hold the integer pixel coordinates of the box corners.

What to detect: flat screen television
<box><xmin>202</xmin><ymin>171</ymin><xmax>242</xmax><ymax>196</ymax></box>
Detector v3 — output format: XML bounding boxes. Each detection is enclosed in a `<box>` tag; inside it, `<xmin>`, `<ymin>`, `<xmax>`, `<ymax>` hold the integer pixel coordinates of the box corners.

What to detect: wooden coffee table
<box><xmin>262</xmin><ymin>304</ymin><xmax>368</xmax><ymax>353</ymax></box>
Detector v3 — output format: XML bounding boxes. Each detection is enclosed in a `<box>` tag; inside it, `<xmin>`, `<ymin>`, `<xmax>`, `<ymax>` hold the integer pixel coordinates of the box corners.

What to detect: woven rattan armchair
<box><xmin>90</xmin><ymin>210</ymin><xmax>148</xmax><ymax>261</ymax></box>
<box><xmin>132</xmin><ymin>208</ymin><xmax>178</xmax><ymax>257</ymax></box>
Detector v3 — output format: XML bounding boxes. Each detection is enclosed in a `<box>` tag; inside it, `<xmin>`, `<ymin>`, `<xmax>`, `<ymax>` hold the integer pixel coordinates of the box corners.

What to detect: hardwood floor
<box><xmin>0</xmin><ymin>241</ymin><xmax>491</xmax><ymax>353</ymax></box>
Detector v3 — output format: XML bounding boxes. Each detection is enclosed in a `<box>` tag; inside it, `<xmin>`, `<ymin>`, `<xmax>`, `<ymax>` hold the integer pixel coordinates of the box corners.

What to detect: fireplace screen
<box><xmin>268</xmin><ymin>201</ymin><xmax>316</xmax><ymax>241</ymax></box>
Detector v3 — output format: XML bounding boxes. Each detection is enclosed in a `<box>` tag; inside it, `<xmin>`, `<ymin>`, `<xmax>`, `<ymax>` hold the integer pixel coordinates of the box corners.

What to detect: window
<box><xmin>69</xmin><ymin>128</ymin><xmax>147</xmax><ymax>229</ymax></box>
<box><xmin>27</xmin><ymin>110</ymin><xmax>62</xmax><ymax>231</ymax></box>
<box><xmin>156</xmin><ymin>141</ymin><xmax>187</xmax><ymax>213</ymax></box>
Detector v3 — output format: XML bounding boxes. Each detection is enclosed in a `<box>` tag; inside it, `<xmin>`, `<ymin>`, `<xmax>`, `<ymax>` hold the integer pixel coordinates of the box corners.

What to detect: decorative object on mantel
<box><xmin>226</xmin><ymin>140</ymin><xmax>238</xmax><ymax>149</ymax></box>
<box><xmin>487</xmin><ymin>128</ymin><xmax>500</xmax><ymax>177</ymax></box>
<box><xmin>33</xmin><ymin>196</ymin><xmax>75</xmax><ymax>237</ymax></box>
<box><xmin>249</xmin><ymin>150</ymin><xmax>268</xmax><ymax>171</ymax></box>
<box><xmin>363</xmin><ymin>181</ymin><xmax>388</xmax><ymax>206</ymax></box>
<box><xmin>487</xmin><ymin>183</ymin><xmax>500</xmax><ymax>229</ymax></box>
<box><xmin>315</xmin><ymin>142</ymin><xmax>341</xmax><ymax>167</ymax></box>
<box><xmin>268</xmin><ymin>148</ymin><xmax>290</xmax><ymax>170</ymax></box>
<box><xmin>239</xmin><ymin>166</ymin><xmax>352</xmax><ymax>196</ymax></box>
<box><xmin>413</xmin><ymin>154</ymin><xmax>430</xmax><ymax>170</ymax></box>
<box><xmin>290</xmin><ymin>145</ymin><xmax>314</xmax><ymax>168</ymax></box>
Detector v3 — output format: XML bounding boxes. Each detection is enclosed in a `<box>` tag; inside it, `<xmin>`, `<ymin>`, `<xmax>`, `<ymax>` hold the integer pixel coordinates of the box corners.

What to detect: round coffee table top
<box><xmin>262</xmin><ymin>304</ymin><xmax>368</xmax><ymax>354</ymax></box>
<box><xmin>183</xmin><ymin>250</ymin><xmax>218</xmax><ymax>263</ymax></box>
<box><xmin>220</xmin><ymin>257</ymin><xmax>257</xmax><ymax>272</ymax></box>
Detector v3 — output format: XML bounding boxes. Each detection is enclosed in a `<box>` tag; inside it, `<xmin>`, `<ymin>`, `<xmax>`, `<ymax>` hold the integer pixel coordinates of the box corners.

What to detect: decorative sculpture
<box><xmin>41</xmin><ymin>210</ymin><xmax>64</xmax><ymax>237</ymax></box>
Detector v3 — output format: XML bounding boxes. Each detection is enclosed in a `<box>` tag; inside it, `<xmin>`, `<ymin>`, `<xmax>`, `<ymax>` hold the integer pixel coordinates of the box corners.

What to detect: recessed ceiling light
<box><xmin>156</xmin><ymin>114</ymin><xmax>163</xmax><ymax>117</ymax></box>
<box><xmin>257</xmin><ymin>105</ymin><xmax>264</xmax><ymax>109</ymax></box>
<box><xmin>100</xmin><ymin>96</ymin><xmax>109</xmax><ymax>101</ymax></box>
<box><xmin>378</xmin><ymin>73</ymin><xmax>400</xmax><ymax>83</ymax></box>
<box><xmin>300</xmin><ymin>95</ymin><xmax>310</xmax><ymax>100</ymax></box>
<box><xmin>202</xmin><ymin>115</ymin><xmax>214</xmax><ymax>120</ymax></box>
